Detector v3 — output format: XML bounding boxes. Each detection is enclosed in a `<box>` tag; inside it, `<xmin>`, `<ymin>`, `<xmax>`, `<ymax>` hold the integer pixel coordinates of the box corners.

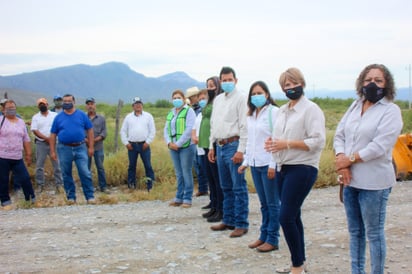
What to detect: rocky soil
<box><xmin>1</xmin><ymin>182</ymin><xmax>411</xmax><ymax>274</ymax></box>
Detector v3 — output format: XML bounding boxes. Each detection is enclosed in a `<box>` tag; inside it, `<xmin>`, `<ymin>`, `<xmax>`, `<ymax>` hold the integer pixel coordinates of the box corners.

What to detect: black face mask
<box><xmin>362</xmin><ymin>82</ymin><xmax>386</xmax><ymax>103</ymax></box>
<box><xmin>62</xmin><ymin>102</ymin><xmax>74</xmax><ymax>110</ymax></box>
<box><xmin>39</xmin><ymin>105</ymin><xmax>48</xmax><ymax>113</ymax></box>
<box><xmin>207</xmin><ymin>89</ymin><xmax>216</xmax><ymax>101</ymax></box>
<box><xmin>285</xmin><ymin>85</ymin><xmax>303</xmax><ymax>100</ymax></box>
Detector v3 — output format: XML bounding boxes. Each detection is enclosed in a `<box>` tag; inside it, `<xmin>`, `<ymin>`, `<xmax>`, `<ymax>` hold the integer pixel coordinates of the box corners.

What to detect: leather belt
<box><xmin>129</xmin><ymin>141</ymin><xmax>145</xmax><ymax>144</ymax></box>
<box><xmin>62</xmin><ymin>141</ymin><xmax>85</xmax><ymax>147</ymax></box>
<box><xmin>217</xmin><ymin>136</ymin><xmax>240</xmax><ymax>146</ymax></box>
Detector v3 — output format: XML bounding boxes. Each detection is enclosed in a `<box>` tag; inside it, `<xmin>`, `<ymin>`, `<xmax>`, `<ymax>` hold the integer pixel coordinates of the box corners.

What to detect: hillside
<box><xmin>0</xmin><ymin>62</ymin><xmax>204</xmax><ymax>105</ymax></box>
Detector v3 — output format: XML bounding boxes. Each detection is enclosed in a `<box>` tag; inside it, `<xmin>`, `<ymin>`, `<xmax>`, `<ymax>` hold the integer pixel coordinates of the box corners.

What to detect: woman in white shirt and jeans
<box><xmin>239</xmin><ymin>81</ymin><xmax>280</xmax><ymax>253</ymax></box>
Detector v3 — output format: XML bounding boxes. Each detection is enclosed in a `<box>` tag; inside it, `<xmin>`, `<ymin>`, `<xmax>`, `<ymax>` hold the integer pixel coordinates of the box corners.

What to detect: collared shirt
<box><xmin>0</xmin><ymin>118</ymin><xmax>30</xmax><ymax>160</ymax></box>
<box><xmin>31</xmin><ymin>111</ymin><xmax>57</xmax><ymax>141</ymax></box>
<box><xmin>163</xmin><ymin>105</ymin><xmax>196</xmax><ymax>148</ymax></box>
<box><xmin>120</xmin><ymin>111</ymin><xmax>156</xmax><ymax>145</ymax></box>
<box><xmin>334</xmin><ymin>97</ymin><xmax>403</xmax><ymax>190</ymax></box>
<box><xmin>273</xmin><ymin>96</ymin><xmax>325</xmax><ymax>169</ymax></box>
<box><xmin>89</xmin><ymin>114</ymin><xmax>107</xmax><ymax>151</ymax></box>
<box><xmin>209</xmin><ymin>89</ymin><xmax>248</xmax><ymax>153</ymax></box>
<box><xmin>243</xmin><ymin>105</ymin><xmax>278</xmax><ymax>169</ymax></box>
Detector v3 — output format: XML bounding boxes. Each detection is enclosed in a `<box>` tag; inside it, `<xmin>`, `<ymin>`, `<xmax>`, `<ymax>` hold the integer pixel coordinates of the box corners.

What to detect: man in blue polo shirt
<box><xmin>49</xmin><ymin>94</ymin><xmax>96</xmax><ymax>205</ymax></box>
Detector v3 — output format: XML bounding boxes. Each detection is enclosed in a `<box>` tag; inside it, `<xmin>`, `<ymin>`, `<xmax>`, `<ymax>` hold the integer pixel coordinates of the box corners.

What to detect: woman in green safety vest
<box><xmin>164</xmin><ymin>89</ymin><xmax>197</xmax><ymax>208</ymax></box>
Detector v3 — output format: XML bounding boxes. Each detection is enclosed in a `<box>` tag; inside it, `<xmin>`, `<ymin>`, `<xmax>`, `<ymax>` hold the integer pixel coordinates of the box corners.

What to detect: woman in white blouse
<box><xmin>238</xmin><ymin>81</ymin><xmax>280</xmax><ymax>253</ymax></box>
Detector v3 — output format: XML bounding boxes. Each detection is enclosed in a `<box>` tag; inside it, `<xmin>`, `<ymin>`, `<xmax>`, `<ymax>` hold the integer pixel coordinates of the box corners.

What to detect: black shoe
<box><xmin>207</xmin><ymin>210</ymin><xmax>223</xmax><ymax>223</ymax></box>
<box><xmin>201</xmin><ymin>203</ymin><xmax>211</xmax><ymax>210</ymax></box>
<box><xmin>146</xmin><ymin>181</ymin><xmax>153</xmax><ymax>192</ymax></box>
<box><xmin>202</xmin><ymin>208</ymin><xmax>216</xmax><ymax>218</ymax></box>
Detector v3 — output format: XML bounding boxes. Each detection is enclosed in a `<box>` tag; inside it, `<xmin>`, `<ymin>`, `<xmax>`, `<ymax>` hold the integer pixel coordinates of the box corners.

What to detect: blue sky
<box><xmin>1</xmin><ymin>0</ymin><xmax>411</xmax><ymax>96</ymax></box>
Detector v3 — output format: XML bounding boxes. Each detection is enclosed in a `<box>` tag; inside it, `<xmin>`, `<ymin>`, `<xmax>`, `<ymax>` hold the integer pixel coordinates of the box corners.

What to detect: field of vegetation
<box><xmin>13</xmin><ymin>97</ymin><xmax>412</xmax><ymax>207</ymax></box>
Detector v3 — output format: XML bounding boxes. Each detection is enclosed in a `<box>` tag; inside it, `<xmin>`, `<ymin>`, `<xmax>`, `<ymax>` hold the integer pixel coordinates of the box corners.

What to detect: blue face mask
<box><xmin>221</xmin><ymin>82</ymin><xmax>235</xmax><ymax>93</ymax></box>
<box><xmin>172</xmin><ymin>99</ymin><xmax>184</xmax><ymax>108</ymax></box>
<box><xmin>251</xmin><ymin>94</ymin><xmax>267</xmax><ymax>108</ymax></box>
<box><xmin>198</xmin><ymin>99</ymin><xmax>208</xmax><ymax>108</ymax></box>
<box><xmin>62</xmin><ymin>102</ymin><xmax>74</xmax><ymax>110</ymax></box>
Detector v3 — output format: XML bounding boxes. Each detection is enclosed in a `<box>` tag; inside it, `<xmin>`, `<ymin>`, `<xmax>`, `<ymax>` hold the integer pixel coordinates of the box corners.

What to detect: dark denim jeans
<box><xmin>57</xmin><ymin>143</ymin><xmax>95</xmax><ymax>201</ymax></box>
<box><xmin>216</xmin><ymin>140</ymin><xmax>249</xmax><ymax>229</ymax></box>
<box><xmin>169</xmin><ymin>144</ymin><xmax>196</xmax><ymax>204</ymax></box>
<box><xmin>251</xmin><ymin>165</ymin><xmax>280</xmax><ymax>246</ymax></box>
<box><xmin>276</xmin><ymin>164</ymin><xmax>317</xmax><ymax>267</ymax></box>
<box><xmin>88</xmin><ymin>148</ymin><xmax>108</xmax><ymax>191</ymax></box>
<box><xmin>195</xmin><ymin>153</ymin><xmax>209</xmax><ymax>193</ymax></box>
<box><xmin>0</xmin><ymin>157</ymin><xmax>35</xmax><ymax>206</ymax></box>
<box><xmin>204</xmin><ymin>148</ymin><xmax>223</xmax><ymax>211</ymax></box>
<box><xmin>127</xmin><ymin>143</ymin><xmax>155</xmax><ymax>186</ymax></box>
<box><xmin>344</xmin><ymin>186</ymin><xmax>390</xmax><ymax>274</ymax></box>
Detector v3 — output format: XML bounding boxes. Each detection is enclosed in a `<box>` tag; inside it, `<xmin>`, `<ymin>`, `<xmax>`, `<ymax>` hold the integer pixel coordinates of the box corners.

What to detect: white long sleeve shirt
<box><xmin>243</xmin><ymin>105</ymin><xmax>278</xmax><ymax>168</ymax></box>
<box><xmin>120</xmin><ymin>111</ymin><xmax>156</xmax><ymax>145</ymax></box>
<box><xmin>209</xmin><ymin>89</ymin><xmax>248</xmax><ymax>153</ymax></box>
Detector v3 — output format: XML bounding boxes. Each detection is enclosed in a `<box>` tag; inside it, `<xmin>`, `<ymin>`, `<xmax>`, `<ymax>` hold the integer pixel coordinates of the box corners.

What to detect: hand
<box><xmin>267</xmin><ymin>168</ymin><xmax>275</xmax><ymax>179</ymax></box>
<box><xmin>264</xmin><ymin>137</ymin><xmax>273</xmax><ymax>152</ymax></box>
<box><xmin>192</xmin><ymin>136</ymin><xmax>198</xmax><ymax>144</ymax></box>
<box><xmin>335</xmin><ymin>154</ymin><xmax>351</xmax><ymax>171</ymax></box>
<box><xmin>208</xmin><ymin>149</ymin><xmax>215</xmax><ymax>163</ymax></box>
<box><xmin>88</xmin><ymin>147</ymin><xmax>94</xmax><ymax>157</ymax></box>
<box><xmin>337</xmin><ymin>168</ymin><xmax>352</xmax><ymax>186</ymax></box>
<box><xmin>25</xmin><ymin>154</ymin><xmax>32</xmax><ymax>167</ymax></box>
<box><xmin>238</xmin><ymin>165</ymin><xmax>247</xmax><ymax>174</ymax></box>
<box><xmin>142</xmin><ymin>142</ymin><xmax>149</xmax><ymax>151</ymax></box>
<box><xmin>168</xmin><ymin>142</ymin><xmax>178</xmax><ymax>151</ymax></box>
<box><xmin>50</xmin><ymin>151</ymin><xmax>57</xmax><ymax>161</ymax></box>
<box><xmin>231</xmin><ymin>151</ymin><xmax>243</xmax><ymax>164</ymax></box>
<box><xmin>271</xmin><ymin>138</ymin><xmax>288</xmax><ymax>152</ymax></box>
<box><xmin>126</xmin><ymin>143</ymin><xmax>133</xmax><ymax>150</ymax></box>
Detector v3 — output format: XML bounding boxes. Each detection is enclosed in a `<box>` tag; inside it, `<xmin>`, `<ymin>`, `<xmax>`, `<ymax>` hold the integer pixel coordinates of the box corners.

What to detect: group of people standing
<box><xmin>0</xmin><ymin>63</ymin><xmax>403</xmax><ymax>274</ymax></box>
<box><xmin>163</xmin><ymin>64</ymin><xmax>402</xmax><ymax>274</ymax></box>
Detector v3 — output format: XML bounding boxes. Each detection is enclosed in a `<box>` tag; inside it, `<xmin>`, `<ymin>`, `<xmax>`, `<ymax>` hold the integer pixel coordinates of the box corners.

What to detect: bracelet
<box><xmin>287</xmin><ymin>140</ymin><xmax>291</xmax><ymax>150</ymax></box>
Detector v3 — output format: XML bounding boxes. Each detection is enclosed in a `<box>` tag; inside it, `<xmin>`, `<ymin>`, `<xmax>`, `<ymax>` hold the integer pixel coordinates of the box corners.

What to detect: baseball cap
<box><xmin>0</xmin><ymin>98</ymin><xmax>8</xmax><ymax>106</ymax></box>
<box><xmin>37</xmin><ymin>98</ymin><xmax>48</xmax><ymax>106</ymax></box>
<box><xmin>85</xmin><ymin>97</ymin><xmax>95</xmax><ymax>104</ymax></box>
<box><xmin>132</xmin><ymin>97</ymin><xmax>143</xmax><ymax>105</ymax></box>
<box><xmin>53</xmin><ymin>94</ymin><xmax>62</xmax><ymax>100</ymax></box>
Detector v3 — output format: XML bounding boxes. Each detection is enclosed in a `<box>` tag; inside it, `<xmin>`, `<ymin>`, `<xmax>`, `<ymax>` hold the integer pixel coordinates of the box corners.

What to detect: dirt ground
<box><xmin>1</xmin><ymin>182</ymin><xmax>411</xmax><ymax>274</ymax></box>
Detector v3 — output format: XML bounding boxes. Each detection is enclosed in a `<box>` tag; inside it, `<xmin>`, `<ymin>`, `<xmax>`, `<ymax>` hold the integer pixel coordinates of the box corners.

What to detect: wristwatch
<box><xmin>349</xmin><ymin>153</ymin><xmax>356</xmax><ymax>163</ymax></box>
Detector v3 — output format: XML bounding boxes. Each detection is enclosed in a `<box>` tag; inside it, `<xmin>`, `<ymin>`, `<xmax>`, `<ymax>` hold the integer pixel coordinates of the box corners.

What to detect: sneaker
<box><xmin>87</xmin><ymin>198</ymin><xmax>97</xmax><ymax>205</ymax></box>
<box><xmin>100</xmin><ymin>188</ymin><xmax>111</xmax><ymax>194</ymax></box>
<box><xmin>1</xmin><ymin>204</ymin><xmax>13</xmax><ymax>211</ymax></box>
<box><xmin>181</xmin><ymin>203</ymin><xmax>192</xmax><ymax>208</ymax></box>
<box><xmin>128</xmin><ymin>182</ymin><xmax>136</xmax><ymax>189</ymax></box>
<box><xmin>67</xmin><ymin>199</ymin><xmax>76</xmax><ymax>205</ymax></box>
<box><xmin>146</xmin><ymin>180</ymin><xmax>153</xmax><ymax>192</ymax></box>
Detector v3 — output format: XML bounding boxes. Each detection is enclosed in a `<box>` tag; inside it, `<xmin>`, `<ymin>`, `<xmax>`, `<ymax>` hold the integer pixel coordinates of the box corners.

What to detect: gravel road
<box><xmin>1</xmin><ymin>182</ymin><xmax>411</xmax><ymax>274</ymax></box>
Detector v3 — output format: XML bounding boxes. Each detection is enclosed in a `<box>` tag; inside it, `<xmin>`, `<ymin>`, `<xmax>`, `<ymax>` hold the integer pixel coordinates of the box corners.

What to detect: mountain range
<box><xmin>0</xmin><ymin>61</ymin><xmax>410</xmax><ymax>106</ymax></box>
<box><xmin>0</xmin><ymin>62</ymin><xmax>204</xmax><ymax>106</ymax></box>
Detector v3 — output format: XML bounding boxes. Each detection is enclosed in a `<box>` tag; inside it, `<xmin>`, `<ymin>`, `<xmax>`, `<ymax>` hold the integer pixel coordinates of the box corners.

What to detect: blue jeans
<box><xmin>127</xmin><ymin>143</ymin><xmax>155</xmax><ymax>186</ymax></box>
<box><xmin>195</xmin><ymin>153</ymin><xmax>209</xmax><ymax>193</ymax></box>
<box><xmin>169</xmin><ymin>144</ymin><xmax>195</xmax><ymax>204</ymax></box>
<box><xmin>216</xmin><ymin>140</ymin><xmax>249</xmax><ymax>229</ymax></box>
<box><xmin>204</xmin><ymin>148</ymin><xmax>223</xmax><ymax>211</ymax></box>
<box><xmin>57</xmin><ymin>143</ymin><xmax>95</xmax><ymax>201</ymax></box>
<box><xmin>251</xmin><ymin>165</ymin><xmax>280</xmax><ymax>246</ymax></box>
<box><xmin>35</xmin><ymin>140</ymin><xmax>63</xmax><ymax>186</ymax></box>
<box><xmin>0</xmin><ymin>157</ymin><xmax>35</xmax><ymax>205</ymax></box>
<box><xmin>88</xmin><ymin>148</ymin><xmax>107</xmax><ymax>191</ymax></box>
<box><xmin>276</xmin><ymin>164</ymin><xmax>317</xmax><ymax>267</ymax></box>
<box><xmin>344</xmin><ymin>186</ymin><xmax>390</xmax><ymax>274</ymax></box>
